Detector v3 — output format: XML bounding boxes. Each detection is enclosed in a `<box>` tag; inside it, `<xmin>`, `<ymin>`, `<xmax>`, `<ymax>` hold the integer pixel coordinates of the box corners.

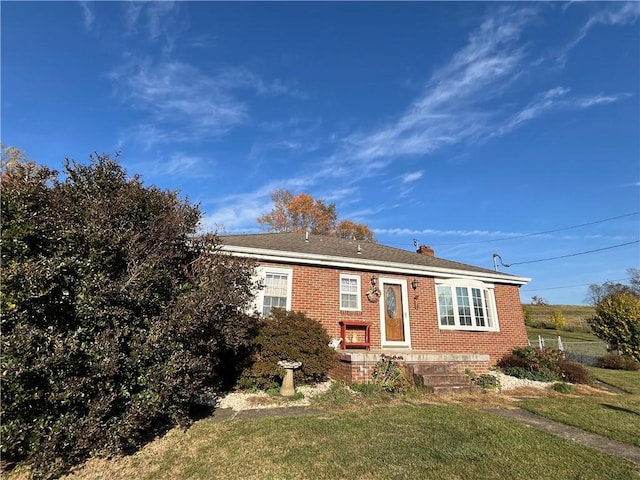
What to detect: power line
<box><xmin>498</xmin><ymin>240</ymin><xmax>640</xmax><ymax>267</ymax></box>
<box><xmin>429</xmin><ymin>211</ymin><xmax>640</xmax><ymax>247</ymax></box>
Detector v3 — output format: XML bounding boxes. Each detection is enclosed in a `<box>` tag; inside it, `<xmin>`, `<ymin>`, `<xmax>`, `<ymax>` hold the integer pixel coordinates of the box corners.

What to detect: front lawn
<box><xmin>519</xmin><ymin>368</ymin><xmax>640</xmax><ymax>447</ymax></box>
<box><xmin>8</xmin><ymin>404</ymin><xmax>638</xmax><ymax>480</ymax></box>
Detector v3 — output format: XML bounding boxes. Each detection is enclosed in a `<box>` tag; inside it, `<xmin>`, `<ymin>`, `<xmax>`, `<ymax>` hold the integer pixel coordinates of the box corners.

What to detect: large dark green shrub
<box><xmin>1</xmin><ymin>151</ymin><xmax>258</xmax><ymax>478</ymax></box>
<box><xmin>238</xmin><ymin>309</ymin><xmax>337</xmax><ymax>390</ymax></box>
<box><xmin>497</xmin><ymin>347</ymin><xmax>591</xmax><ymax>384</ymax></box>
<box><xmin>596</xmin><ymin>352</ymin><xmax>640</xmax><ymax>371</ymax></box>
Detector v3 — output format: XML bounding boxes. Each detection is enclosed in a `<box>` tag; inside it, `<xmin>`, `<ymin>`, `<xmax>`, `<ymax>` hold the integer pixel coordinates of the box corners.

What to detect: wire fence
<box><xmin>528</xmin><ymin>335</ymin><xmax>608</xmax><ymax>365</ymax></box>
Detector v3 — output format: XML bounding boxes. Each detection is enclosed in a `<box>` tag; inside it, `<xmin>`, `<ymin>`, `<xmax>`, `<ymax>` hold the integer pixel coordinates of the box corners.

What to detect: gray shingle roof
<box><xmin>220</xmin><ymin>232</ymin><xmax>528</xmax><ymax>284</ymax></box>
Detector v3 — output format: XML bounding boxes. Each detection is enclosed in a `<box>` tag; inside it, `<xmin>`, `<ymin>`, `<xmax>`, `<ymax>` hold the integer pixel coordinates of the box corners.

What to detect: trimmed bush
<box><xmin>238</xmin><ymin>309</ymin><xmax>337</xmax><ymax>390</ymax></box>
<box><xmin>558</xmin><ymin>360</ymin><xmax>592</xmax><ymax>384</ymax></box>
<box><xmin>596</xmin><ymin>352</ymin><xmax>640</xmax><ymax>371</ymax></box>
<box><xmin>497</xmin><ymin>347</ymin><xmax>591</xmax><ymax>384</ymax></box>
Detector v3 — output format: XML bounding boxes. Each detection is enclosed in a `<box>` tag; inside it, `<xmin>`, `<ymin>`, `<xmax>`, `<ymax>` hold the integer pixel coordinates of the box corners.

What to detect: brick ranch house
<box><xmin>220</xmin><ymin>232</ymin><xmax>531</xmax><ymax>384</ymax></box>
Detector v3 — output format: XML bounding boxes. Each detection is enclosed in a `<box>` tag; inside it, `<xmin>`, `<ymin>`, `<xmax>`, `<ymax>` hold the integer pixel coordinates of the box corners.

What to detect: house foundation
<box><xmin>331</xmin><ymin>350</ymin><xmax>490</xmax><ymax>384</ymax></box>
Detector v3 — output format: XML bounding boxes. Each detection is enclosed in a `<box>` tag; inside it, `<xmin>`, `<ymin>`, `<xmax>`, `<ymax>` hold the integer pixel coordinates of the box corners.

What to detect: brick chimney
<box><xmin>417</xmin><ymin>245</ymin><xmax>435</xmax><ymax>257</ymax></box>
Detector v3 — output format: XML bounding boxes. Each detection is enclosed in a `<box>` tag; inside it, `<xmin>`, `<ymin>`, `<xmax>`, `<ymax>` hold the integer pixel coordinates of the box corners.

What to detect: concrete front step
<box><xmin>411</xmin><ymin>363</ymin><xmax>457</xmax><ymax>375</ymax></box>
<box><xmin>409</xmin><ymin>362</ymin><xmax>472</xmax><ymax>393</ymax></box>
<box><xmin>425</xmin><ymin>383</ymin><xmax>472</xmax><ymax>394</ymax></box>
<box><xmin>418</xmin><ymin>373</ymin><xmax>471</xmax><ymax>386</ymax></box>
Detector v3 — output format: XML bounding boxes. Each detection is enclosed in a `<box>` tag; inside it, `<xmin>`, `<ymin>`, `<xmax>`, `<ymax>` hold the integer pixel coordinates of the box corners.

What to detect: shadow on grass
<box><xmin>601</xmin><ymin>403</ymin><xmax>640</xmax><ymax>417</ymax></box>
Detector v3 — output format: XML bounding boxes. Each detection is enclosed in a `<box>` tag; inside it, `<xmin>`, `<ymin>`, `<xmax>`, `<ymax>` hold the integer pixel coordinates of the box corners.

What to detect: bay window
<box><xmin>436</xmin><ymin>280</ymin><xmax>498</xmax><ymax>331</ymax></box>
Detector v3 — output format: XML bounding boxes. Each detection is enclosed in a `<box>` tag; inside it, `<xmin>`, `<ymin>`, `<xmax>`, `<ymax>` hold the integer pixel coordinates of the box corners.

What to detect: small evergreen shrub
<box><xmin>465</xmin><ymin>369</ymin><xmax>501</xmax><ymax>390</ymax></box>
<box><xmin>596</xmin><ymin>352</ymin><xmax>640</xmax><ymax>371</ymax></box>
<box><xmin>473</xmin><ymin>374</ymin><xmax>501</xmax><ymax>391</ymax></box>
<box><xmin>238</xmin><ymin>309</ymin><xmax>337</xmax><ymax>390</ymax></box>
<box><xmin>552</xmin><ymin>382</ymin><xmax>573</xmax><ymax>394</ymax></box>
<box><xmin>371</xmin><ymin>355</ymin><xmax>411</xmax><ymax>393</ymax></box>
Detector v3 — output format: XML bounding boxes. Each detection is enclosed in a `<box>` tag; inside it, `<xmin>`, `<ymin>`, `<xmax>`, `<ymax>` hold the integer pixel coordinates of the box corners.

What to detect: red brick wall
<box><xmin>259</xmin><ymin>261</ymin><xmax>528</xmax><ymax>365</ymax></box>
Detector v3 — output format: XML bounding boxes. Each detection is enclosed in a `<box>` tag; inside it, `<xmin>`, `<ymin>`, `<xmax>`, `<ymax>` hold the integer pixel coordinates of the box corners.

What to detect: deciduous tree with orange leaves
<box><xmin>258</xmin><ymin>189</ymin><xmax>375</xmax><ymax>242</ymax></box>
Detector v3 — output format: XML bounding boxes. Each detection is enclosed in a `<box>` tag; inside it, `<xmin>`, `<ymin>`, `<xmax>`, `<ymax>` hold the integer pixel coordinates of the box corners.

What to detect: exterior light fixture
<box><xmin>411</xmin><ymin>279</ymin><xmax>420</xmax><ymax>310</ymax></box>
<box><xmin>371</xmin><ymin>276</ymin><xmax>377</xmax><ymax>287</ymax></box>
<box><xmin>411</xmin><ymin>279</ymin><xmax>419</xmax><ymax>290</ymax></box>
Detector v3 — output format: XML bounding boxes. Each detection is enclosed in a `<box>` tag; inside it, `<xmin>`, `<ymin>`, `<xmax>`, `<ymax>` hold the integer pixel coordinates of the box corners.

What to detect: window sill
<box><xmin>439</xmin><ymin>326</ymin><xmax>500</xmax><ymax>333</ymax></box>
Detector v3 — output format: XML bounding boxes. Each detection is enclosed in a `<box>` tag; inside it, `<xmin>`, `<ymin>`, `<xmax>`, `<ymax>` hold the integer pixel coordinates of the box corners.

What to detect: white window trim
<box><xmin>339</xmin><ymin>274</ymin><xmax>362</xmax><ymax>311</ymax></box>
<box><xmin>255</xmin><ymin>266</ymin><xmax>293</xmax><ymax>316</ymax></box>
<box><xmin>435</xmin><ymin>279</ymin><xmax>500</xmax><ymax>332</ymax></box>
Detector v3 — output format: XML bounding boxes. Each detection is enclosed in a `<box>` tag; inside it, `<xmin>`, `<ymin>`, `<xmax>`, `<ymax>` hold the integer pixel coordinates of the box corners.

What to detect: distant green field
<box><xmin>522</xmin><ymin>304</ymin><xmax>606</xmax><ymax>364</ymax></box>
<box><xmin>523</xmin><ymin>304</ymin><xmax>595</xmax><ymax>330</ymax></box>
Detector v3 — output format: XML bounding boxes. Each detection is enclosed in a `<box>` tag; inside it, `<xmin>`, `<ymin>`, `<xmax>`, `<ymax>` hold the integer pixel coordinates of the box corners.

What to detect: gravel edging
<box><xmin>487</xmin><ymin>371</ymin><xmax>551</xmax><ymax>391</ymax></box>
<box><xmin>216</xmin><ymin>380</ymin><xmax>334</xmax><ymax>411</ymax></box>
<box><xmin>215</xmin><ymin>373</ymin><xmax>555</xmax><ymax>412</ymax></box>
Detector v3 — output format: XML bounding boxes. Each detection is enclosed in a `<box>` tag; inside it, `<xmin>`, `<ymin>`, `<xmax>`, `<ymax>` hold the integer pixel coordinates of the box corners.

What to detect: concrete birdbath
<box><xmin>277</xmin><ymin>360</ymin><xmax>302</xmax><ymax>397</ymax></box>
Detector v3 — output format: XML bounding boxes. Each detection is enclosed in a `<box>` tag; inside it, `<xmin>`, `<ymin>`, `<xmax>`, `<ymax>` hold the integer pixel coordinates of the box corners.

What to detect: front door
<box><xmin>379</xmin><ymin>278</ymin><xmax>411</xmax><ymax>347</ymax></box>
<box><xmin>384</xmin><ymin>284</ymin><xmax>405</xmax><ymax>341</ymax></box>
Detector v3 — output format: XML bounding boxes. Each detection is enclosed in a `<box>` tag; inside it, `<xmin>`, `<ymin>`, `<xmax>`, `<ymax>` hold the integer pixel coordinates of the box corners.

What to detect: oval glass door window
<box><xmin>385</xmin><ymin>287</ymin><xmax>397</xmax><ymax>318</ymax></box>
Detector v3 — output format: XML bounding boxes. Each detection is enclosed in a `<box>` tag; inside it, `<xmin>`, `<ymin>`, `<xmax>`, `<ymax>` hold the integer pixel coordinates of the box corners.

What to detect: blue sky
<box><xmin>2</xmin><ymin>1</ymin><xmax>639</xmax><ymax>305</ymax></box>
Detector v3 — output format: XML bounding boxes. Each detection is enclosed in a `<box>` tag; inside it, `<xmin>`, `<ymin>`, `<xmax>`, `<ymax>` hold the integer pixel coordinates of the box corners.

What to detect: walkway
<box><xmin>486</xmin><ymin>407</ymin><xmax>640</xmax><ymax>466</ymax></box>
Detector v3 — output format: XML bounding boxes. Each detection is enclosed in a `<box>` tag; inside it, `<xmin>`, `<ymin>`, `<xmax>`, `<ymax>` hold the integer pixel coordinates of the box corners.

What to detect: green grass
<box><xmin>519</xmin><ymin>368</ymin><xmax>640</xmax><ymax>448</ymax></box>
<box><xmin>526</xmin><ymin>327</ymin><xmax>601</xmax><ymax>342</ymax></box>
<box><xmin>28</xmin><ymin>405</ymin><xmax>634</xmax><ymax>479</ymax></box>
<box><xmin>590</xmin><ymin>367</ymin><xmax>640</xmax><ymax>394</ymax></box>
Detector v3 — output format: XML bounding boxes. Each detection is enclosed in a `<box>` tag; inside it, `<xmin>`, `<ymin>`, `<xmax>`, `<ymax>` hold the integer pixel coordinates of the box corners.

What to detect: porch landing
<box><xmin>332</xmin><ymin>349</ymin><xmax>490</xmax><ymax>384</ymax></box>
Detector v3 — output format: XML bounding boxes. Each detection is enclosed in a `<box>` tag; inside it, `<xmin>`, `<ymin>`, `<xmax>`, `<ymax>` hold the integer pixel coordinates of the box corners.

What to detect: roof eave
<box><xmin>220</xmin><ymin>244</ymin><xmax>531</xmax><ymax>286</ymax></box>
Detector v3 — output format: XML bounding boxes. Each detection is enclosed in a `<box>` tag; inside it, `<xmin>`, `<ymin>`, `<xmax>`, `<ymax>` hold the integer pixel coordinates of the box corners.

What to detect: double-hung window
<box><xmin>340</xmin><ymin>274</ymin><xmax>361</xmax><ymax>311</ymax></box>
<box><xmin>259</xmin><ymin>267</ymin><xmax>293</xmax><ymax>317</ymax></box>
<box><xmin>436</xmin><ymin>280</ymin><xmax>498</xmax><ymax>331</ymax></box>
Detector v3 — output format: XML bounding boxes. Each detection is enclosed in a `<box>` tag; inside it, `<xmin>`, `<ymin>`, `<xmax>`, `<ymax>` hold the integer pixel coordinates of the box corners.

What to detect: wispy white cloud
<box><xmin>79</xmin><ymin>2</ymin><xmax>95</xmax><ymax>31</ymax></box>
<box><xmin>401</xmin><ymin>171</ymin><xmax>423</xmax><ymax>183</ymax></box>
<box><xmin>161</xmin><ymin>153</ymin><xmax>215</xmax><ymax>177</ymax></box>
<box><xmin>122</xmin><ymin>1</ymin><xmax>178</xmax><ymax>40</ymax></box>
<box><xmin>375</xmin><ymin>227</ymin><xmax>525</xmax><ymax>238</ymax></box>
<box><xmin>336</xmin><ymin>4</ymin><xmax>632</xmax><ymax>170</ymax></box>
<box><xmin>499</xmin><ymin>88</ymin><xmax>629</xmax><ymax>135</ymax></box>
<box><xmin>341</xmin><ymin>7</ymin><xmax>535</xmax><ymax>163</ymax></box>
<box><xmin>249</xmin><ymin>118</ymin><xmax>321</xmax><ymax>160</ymax></box>
<box><xmin>502</xmin><ymin>87</ymin><xmax>570</xmax><ymax>133</ymax></box>
<box><xmin>575</xmin><ymin>93</ymin><xmax>629</xmax><ymax>109</ymax></box>
<box><xmin>557</xmin><ymin>2</ymin><xmax>640</xmax><ymax>65</ymax></box>
<box><xmin>110</xmin><ymin>59</ymin><xmax>300</xmax><ymax>147</ymax></box>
